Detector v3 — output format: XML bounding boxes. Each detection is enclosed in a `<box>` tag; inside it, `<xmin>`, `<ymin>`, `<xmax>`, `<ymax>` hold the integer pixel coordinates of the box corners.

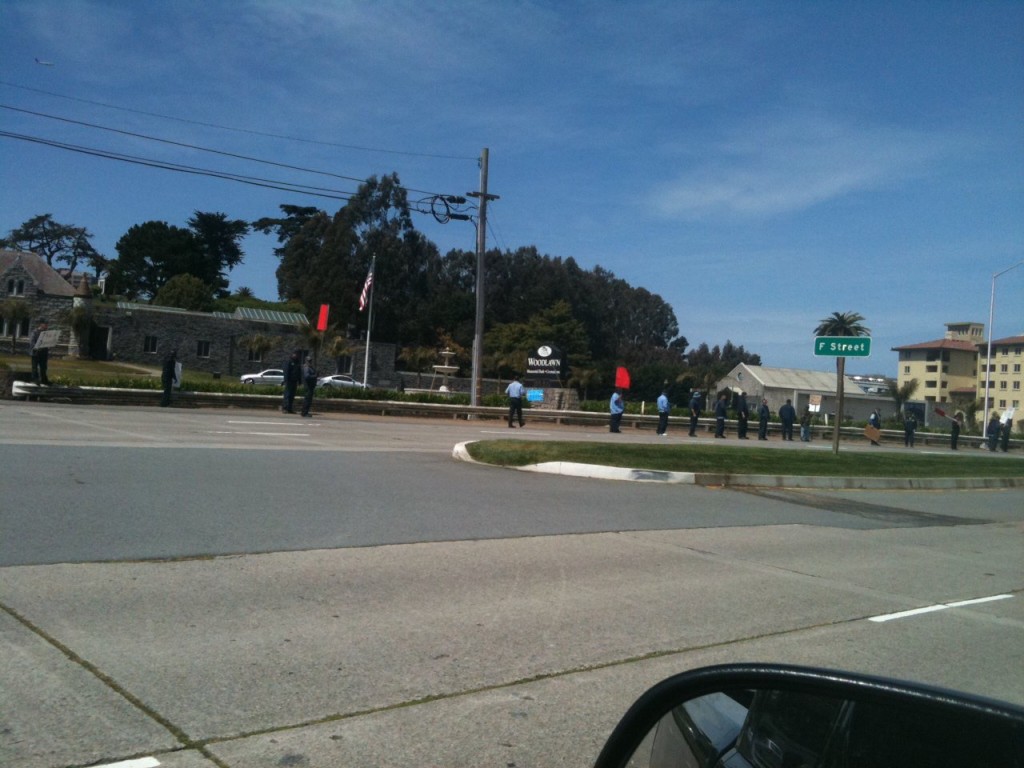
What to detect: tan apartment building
<box><xmin>892</xmin><ymin>322</ymin><xmax>982</xmax><ymax>406</ymax></box>
<box><xmin>978</xmin><ymin>334</ymin><xmax>1024</xmax><ymax>414</ymax></box>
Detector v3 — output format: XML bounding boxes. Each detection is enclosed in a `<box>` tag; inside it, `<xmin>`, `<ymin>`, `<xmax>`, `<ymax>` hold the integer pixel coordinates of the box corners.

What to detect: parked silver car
<box><xmin>317</xmin><ymin>374</ymin><xmax>367</xmax><ymax>389</ymax></box>
<box><xmin>240</xmin><ymin>368</ymin><xmax>284</xmax><ymax>385</ymax></box>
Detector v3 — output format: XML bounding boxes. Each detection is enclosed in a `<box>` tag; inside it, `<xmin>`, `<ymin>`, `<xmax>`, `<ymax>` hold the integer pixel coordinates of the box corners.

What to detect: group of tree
<box><xmin>3</xmin><ymin>174</ymin><xmax>762</xmax><ymax>401</ymax></box>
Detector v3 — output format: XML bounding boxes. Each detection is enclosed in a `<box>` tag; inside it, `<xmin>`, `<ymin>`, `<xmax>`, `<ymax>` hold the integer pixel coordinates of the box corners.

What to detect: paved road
<box><xmin>2</xmin><ymin>402</ymin><xmax>1023</xmax><ymax>768</ymax></box>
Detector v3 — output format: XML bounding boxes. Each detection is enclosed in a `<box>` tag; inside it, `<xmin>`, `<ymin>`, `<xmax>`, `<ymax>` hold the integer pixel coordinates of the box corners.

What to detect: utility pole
<box><xmin>467</xmin><ymin>148</ymin><xmax>499</xmax><ymax>407</ymax></box>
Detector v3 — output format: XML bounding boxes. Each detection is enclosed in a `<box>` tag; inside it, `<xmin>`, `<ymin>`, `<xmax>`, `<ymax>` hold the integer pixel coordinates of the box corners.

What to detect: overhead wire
<box><xmin>0</xmin><ymin>80</ymin><xmax>485</xmax><ymax>228</ymax></box>
<box><xmin>0</xmin><ymin>80</ymin><xmax>478</xmax><ymax>162</ymax></box>
<box><xmin>0</xmin><ymin>131</ymin><xmax>358</xmax><ymax>201</ymax></box>
<box><xmin>0</xmin><ymin>103</ymin><xmax>454</xmax><ymax>198</ymax></box>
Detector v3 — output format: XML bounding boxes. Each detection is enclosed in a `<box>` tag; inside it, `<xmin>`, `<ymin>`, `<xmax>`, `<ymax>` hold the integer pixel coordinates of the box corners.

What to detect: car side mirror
<box><xmin>594</xmin><ymin>664</ymin><xmax>1024</xmax><ymax>768</ymax></box>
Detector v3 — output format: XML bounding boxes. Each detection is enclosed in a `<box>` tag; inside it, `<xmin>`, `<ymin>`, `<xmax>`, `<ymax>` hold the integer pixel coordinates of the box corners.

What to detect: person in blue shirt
<box><xmin>609</xmin><ymin>389</ymin><xmax>625</xmax><ymax>433</ymax></box>
<box><xmin>505</xmin><ymin>374</ymin><xmax>526</xmax><ymax>428</ymax></box>
<box><xmin>656</xmin><ymin>390</ymin><xmax>670</xmax><ymax>436</ymax></box>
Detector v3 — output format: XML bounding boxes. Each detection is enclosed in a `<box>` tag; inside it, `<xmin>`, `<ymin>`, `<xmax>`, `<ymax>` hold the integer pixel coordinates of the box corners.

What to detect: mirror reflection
<box><xmin>627</xmin><ymin>686</ymin><xmax>1017</xmax><ymax>768</ymax></box>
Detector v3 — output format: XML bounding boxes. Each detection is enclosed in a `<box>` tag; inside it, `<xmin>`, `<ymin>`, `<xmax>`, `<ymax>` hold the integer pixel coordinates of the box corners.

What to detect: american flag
<box><xmin>358</xmin><ymin>267</ymin><xmax>374</xmax><ymax>312</ymax></box>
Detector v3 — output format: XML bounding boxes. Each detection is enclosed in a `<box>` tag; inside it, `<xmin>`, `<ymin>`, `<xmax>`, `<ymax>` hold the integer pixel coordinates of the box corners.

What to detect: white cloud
<box><xmin>650</xmin><ymin>114</ymin><xmax>951</xmax><ymax>220</ymax></box>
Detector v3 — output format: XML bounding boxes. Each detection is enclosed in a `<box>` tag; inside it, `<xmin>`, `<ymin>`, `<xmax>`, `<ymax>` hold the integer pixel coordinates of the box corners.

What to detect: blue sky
<box><xmin>2</xmin><ymin>0</ymin><xmax>1022</xmax><ymax>374</ymax></box>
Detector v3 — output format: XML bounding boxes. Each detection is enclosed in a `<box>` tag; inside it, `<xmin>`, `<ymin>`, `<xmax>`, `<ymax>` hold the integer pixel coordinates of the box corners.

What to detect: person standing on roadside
<box><xmin>506</xmin><ymin>374</ymin><xmax>526</xmax><ymax>428</ymax></box>
<box><xmin>609</xmin><ymin>389</ymin><xmax>625</xmax><ymax>433</ymax></box>
<box><xmin>30</xmin><ymin>319</ymin><xmax>52</xmax><ymax>386</ymax></box>
<box><xmin>800</xmin><ymin>407</ymin><xmax>812</xmax><ymax>442</ymax></box>
<box><xmin>688</xmin><ymin>391</ymin><xmax>702</xmax><ymax>436</ymax></box>
<box><xmin>282</xmin><ymin>350</ymin><xmax>301</xmax><ymax>413</ymax></box>
<box><xmin>300</xmin><ymin>354</ymin><xmax>318</xmax><ymax>418</ymax></box>
<box><xmin>986</xmin><ymin>412</ymin><xmax>1001</xmax><ymax>451</ymax></box>
<box><xmin>160</xmin><ymin>348</ymin><xmax>178</xmax><ymax>407</ymax></box>
<box><xmin>656</xmin><ymin>389</ymin><xmax>670</xmax><ymax>436</ymax></box>
<box><xmin>779</xmin><ymin>399</ymin><xmax>796</xmax><ymax>441</ymax></box>
<box><xmin>867</xmin><ymin>409</ymin><xmax>882</xmax><ymax>446</ymax></box>
<box><xmin>736</xmin><ymin>392</ymin><xmax>750</xmax><ymax>439</ymax></box>
<box><xmin>950</xmin><ymin>413</ymin><xmax>962</xmax><ymax>450</ymax></box>
<box><xmin>903</xmin><ymin>411</ymin><xmax>918</xmax><ymax>447</ymax></box>
<box><xmin>757</xmin><ymin>398</ymin><xmax>770</xmax><ymax>440</ymax></box>
<box><xmin>714</xmin><ymin>393</ymin><xmax>728</xmax><ymax>438</ymax></box>
<box><xmin>1000</xmin><ymin>418</ymin><xmax>1013</xmax><ymax>453</ymax></box>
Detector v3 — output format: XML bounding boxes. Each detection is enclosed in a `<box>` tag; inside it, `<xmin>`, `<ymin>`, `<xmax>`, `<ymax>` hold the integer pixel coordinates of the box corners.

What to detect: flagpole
<box><xmin>362</xmin><ymin>254</ymin><xmax>376</xmax><ymax>388</ymax></box>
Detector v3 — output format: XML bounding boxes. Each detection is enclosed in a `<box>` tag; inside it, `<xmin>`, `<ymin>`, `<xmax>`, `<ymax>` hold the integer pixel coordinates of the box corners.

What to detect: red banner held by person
<box><xmin>615</xmin><ymin>366</ymin><xmax>631</xmax><ymax>389</ymax></box>
<box><xmin>316</xmin><ymin>304</ymin><xmax>330</xmax><ymax>332</ymax></box>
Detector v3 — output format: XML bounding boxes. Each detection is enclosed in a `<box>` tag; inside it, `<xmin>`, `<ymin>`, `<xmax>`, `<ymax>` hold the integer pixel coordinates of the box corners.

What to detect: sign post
<box><xmin>813</xmin><ymin>336</ymin><xmax>872</xmax><ymax>455</ymax></box>
<box><xmin>814</xmin><ymin>336</ymin><xmax>872</xmax><ymax>357</ymax></box>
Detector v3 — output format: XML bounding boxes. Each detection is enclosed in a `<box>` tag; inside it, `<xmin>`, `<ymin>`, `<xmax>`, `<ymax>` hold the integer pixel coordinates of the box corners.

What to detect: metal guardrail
<box><xmin>8</xmin><ymin>381</ymin><xmax>1016</xmax><ymax>450</ymax></box>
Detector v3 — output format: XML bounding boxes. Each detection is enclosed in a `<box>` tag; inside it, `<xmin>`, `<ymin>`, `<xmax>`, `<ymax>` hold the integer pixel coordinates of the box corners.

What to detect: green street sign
<box><xmin>814</xmin><ymin>336</ymin><xmax>872</xmax><ymax>357</ymax></box>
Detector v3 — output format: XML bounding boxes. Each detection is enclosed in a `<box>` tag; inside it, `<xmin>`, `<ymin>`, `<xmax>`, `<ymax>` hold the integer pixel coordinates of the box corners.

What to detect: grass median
<box><xmin>465</xmin><ymin>441</ymin><xmax>1023</xmax><ymax>478</ymax></box>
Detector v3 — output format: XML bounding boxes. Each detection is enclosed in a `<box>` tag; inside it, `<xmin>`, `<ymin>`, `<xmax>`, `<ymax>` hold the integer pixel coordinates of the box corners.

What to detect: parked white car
<box><xmin>317</xmin><ymin>374</ymin><xmax>367</xmax><ymax>389</ymax></box>
<box><xmin>240</xmin><ymin>369</ymin><xmax>284</xmax><ymax>385</ymax></box>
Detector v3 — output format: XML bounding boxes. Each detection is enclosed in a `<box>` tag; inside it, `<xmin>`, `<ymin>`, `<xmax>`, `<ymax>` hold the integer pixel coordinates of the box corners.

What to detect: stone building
<box><xmin>1</xmin><ymin>249</ymin><xmax>76</xmax><ymax>352</ymax></box>
<box><xmin>2</xmin><ymin>249</ymin><xmax>398</xmax><ymax>386</ymax></box>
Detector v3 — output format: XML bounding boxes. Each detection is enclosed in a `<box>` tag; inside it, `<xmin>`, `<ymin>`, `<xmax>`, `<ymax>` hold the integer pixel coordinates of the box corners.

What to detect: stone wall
<box><xmin>90</xmin><ymin>305</ymin><xmax>307</xmax><ymax>376</ymax></box>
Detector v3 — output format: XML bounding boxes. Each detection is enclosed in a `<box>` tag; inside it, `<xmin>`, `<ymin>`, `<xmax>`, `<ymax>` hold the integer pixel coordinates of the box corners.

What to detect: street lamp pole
<box><xmin>982</xmin><ymin>259</ymin><xmax>1024</xmax><ymax>431</ymax></box>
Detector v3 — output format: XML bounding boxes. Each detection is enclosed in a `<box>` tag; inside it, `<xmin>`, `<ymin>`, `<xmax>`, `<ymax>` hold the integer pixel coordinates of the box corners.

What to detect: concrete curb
<box><xmin>451</xmin><ymin>442</ymin><xmax>1024</xmax><ymax>490</ymax></box>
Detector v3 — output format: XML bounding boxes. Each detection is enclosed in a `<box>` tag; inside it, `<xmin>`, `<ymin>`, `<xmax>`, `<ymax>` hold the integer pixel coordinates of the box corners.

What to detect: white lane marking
<box><xmin>208</xmin><ymin>431</ymin><xmax>311</xmax><ymax>437</ymax></box>
<box><xmin>869</xmin><ymin>594</ymin><xmax>1013</xmax><ymax>623</ymax></box>
<box><xmin>480</xmin><ymin>430</ymin><xmax>551</xmax><ymax>435</ymax></box>
<box><xmin>93</xmin><ymin>758</ymin><xmax>160</xmax><ymax>768</ymax></box>
<box><xmin>226</xmin><ymin>420</ymin><xmax>319</xmax><ymax>426</ymax></box>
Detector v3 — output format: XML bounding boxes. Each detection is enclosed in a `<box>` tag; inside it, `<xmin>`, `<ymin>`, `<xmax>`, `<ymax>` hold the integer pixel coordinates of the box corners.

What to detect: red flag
<box><xmin>316</xmin><ymin>304</ymin><xmax>330</xmax><ymax>331</ymax></box>
<box><xmin>358</xmin><ymin>267</ymin><xmax>374</xmax><ymax>312</ymax></box>
<box><xmin>615</xmin><ymin>366</ymin><xmax>631</xmax><ymax>389</ymax></box>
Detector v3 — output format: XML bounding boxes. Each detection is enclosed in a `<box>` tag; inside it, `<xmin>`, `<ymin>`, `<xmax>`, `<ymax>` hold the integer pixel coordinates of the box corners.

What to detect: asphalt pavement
<box><xmin>1</xmin><ymin>402</ymin><xmax>1022</xmax><ymax>768</ymax></box>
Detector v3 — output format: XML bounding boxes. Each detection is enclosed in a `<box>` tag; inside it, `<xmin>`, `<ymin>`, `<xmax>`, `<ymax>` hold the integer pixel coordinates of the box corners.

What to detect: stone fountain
<box><xmin>431</xmin><ymin>347</ymin><xmax>459</xmax><ymax>392</ymax></box>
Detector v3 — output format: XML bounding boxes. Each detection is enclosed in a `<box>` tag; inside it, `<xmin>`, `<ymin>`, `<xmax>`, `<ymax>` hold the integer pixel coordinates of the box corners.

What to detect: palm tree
<box><xmin>324</xmin><ymin>335</ymin><xmax>353</xmax><ymax>374</ymax></box>
<box><xmin>569</xmin><ymin>367</ymin><xmax>602</xmax><ymax>401</ymax></box>
<box><xmin>814</xmin><ymin>311</ymin><xmax>870</xmax><ymax>455</ymax></box>
<box><xmin>399</xmin><ymin>345</ymin><xmax>438</xmax><ymax>387</ymax></box>
<box><xmin>886</xmin><ymin>377</ymin><xmax>919</xmax><ymax>420</ymax></box>
<box><xmin>238</xmin><ymin>333</ymin><xmax>277</xmax><ymax>367</ymax></box>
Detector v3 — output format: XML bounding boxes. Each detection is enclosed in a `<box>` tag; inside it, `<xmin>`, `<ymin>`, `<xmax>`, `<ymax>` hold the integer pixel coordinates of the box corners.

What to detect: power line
<box><xmin>0</xmin><ymin>103</ymin><xmax>451</xmax><ymax>198</ymax></box>
<box><xmin>0</xmin><ymin>130</ymin><xmax>358</xmax><ymax>201</ymax></box>
<box><xmin>0</xmin><ymin>80</ymin><xmax>478</xmax><ymax>161</ymax></box>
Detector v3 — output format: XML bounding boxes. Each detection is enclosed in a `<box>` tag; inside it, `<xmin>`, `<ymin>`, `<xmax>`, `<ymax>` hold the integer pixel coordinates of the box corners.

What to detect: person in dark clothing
<box><xmin>779</xmin><ymin>399</ymin><xmax>796</xmax><ymax>441</ymax></box>
<box><xmin>160</xmin><ymin>349</ymin><xmax>178</xmax><ymax>407</ymax></box>
<box><xmin>688</xmin><ymin>391</ymin><xmax>702</xmax><ymax>436</ymax></box>
<box><xmin>736</xmin><ymin>391</ymin><xmax>750</xmax><ymax>439</ymax></box>
<box><xmin>282</xmin><ymin>351</ymin><xmax>301</xmax><ymax>413</ymax></box>
<box><xmin>986</xmin><ymin>413</ymin><xmax>1001</xmax><ymax>451</ymax></box>
<box><xmin>757</xmin><ymin>398</ymin><xmax>770</xmax><ymax>440</ymax></box>
<box><xmin>714</xmin><ymin>394</ymin><xmax>728</xmax><ymax>438</ymax></box>
<box><xmin>1000</xmin><ymin>419</ymin><xmax>1013</xmax><ymax>452</ymax></box>
<box><xmin>950</xmin><ymin>413</ymin><xmax>961</xmax><ymax>450</ymax></box>
<box><xmin>300</xmin><ymin>355</ymin><xmax>317</xmax><ymax>417</ymax></box>
<box><xmin>800</xmin><ymin>407</ymin><xmax>812</xmax><ymax>442</ymax></box>
<box><xmin>903</xmin><ymin>412</ymin><xmax>918</xmax><ymax>447</ymax></box>
<box><xmin>30</xmin><ymin>319</ymin><xmax>52</xmax><ymax>386</ymax></box>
